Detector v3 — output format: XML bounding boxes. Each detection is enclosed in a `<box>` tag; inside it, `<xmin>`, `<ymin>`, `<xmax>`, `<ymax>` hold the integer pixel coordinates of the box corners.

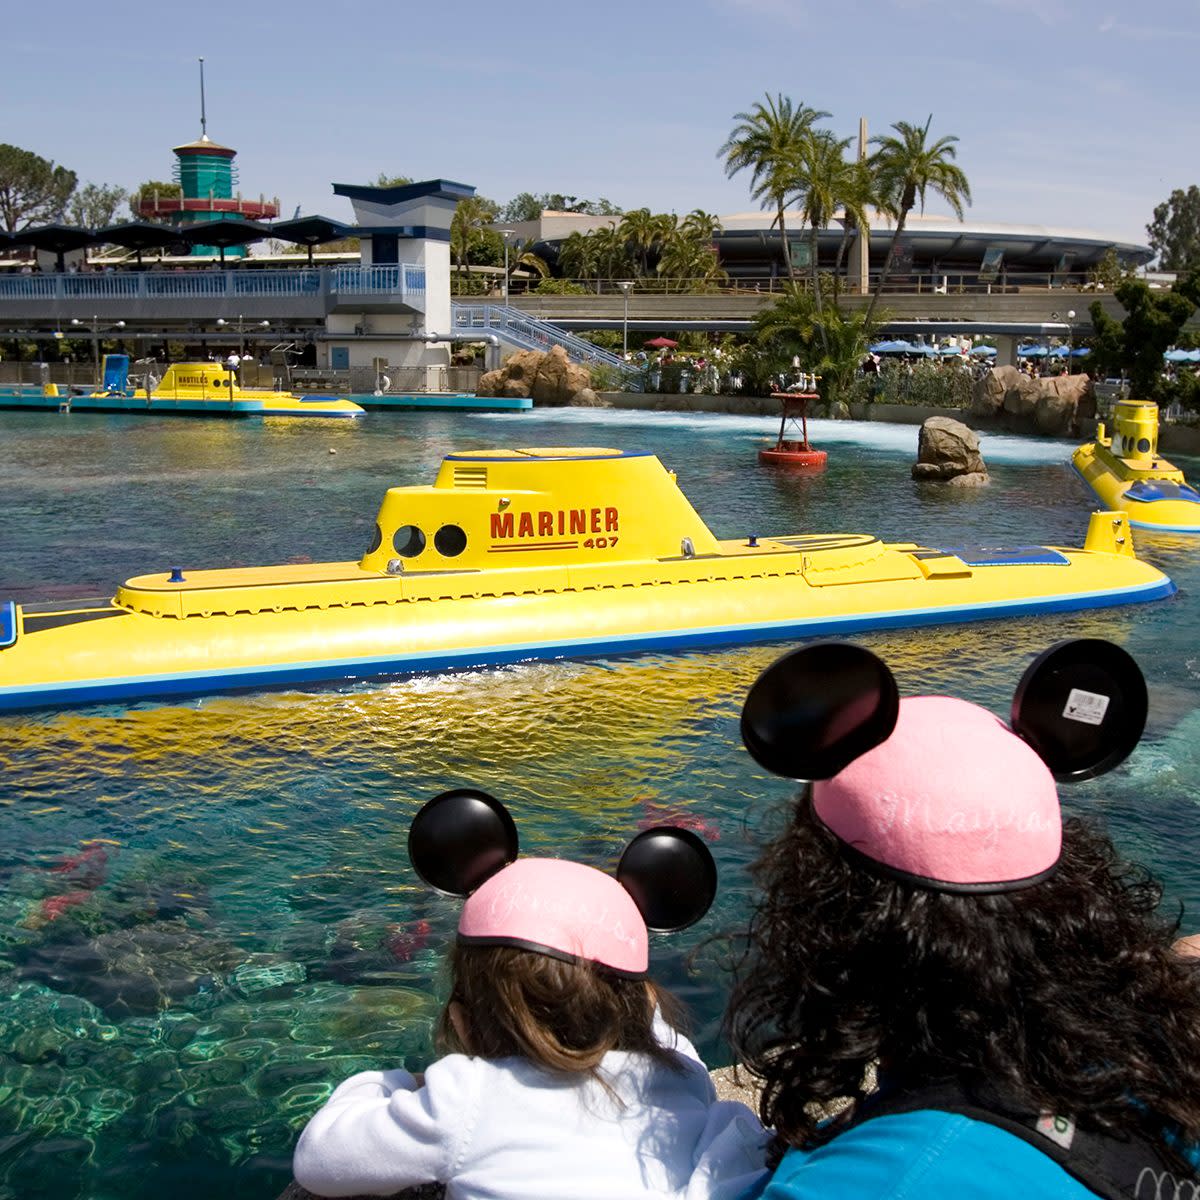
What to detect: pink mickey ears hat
<box><xmin>740</xmin><ymin>640</ymin><xmax>1147</xmax><ymax>893</ymax></box>
<box><xmin>407</xmin><ymin>789</ymin><xmax>717</xmax><ymax>977</ymax></box>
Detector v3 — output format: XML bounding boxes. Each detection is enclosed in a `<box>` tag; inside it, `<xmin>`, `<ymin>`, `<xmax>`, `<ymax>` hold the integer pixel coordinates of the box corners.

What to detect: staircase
<box><xmin>450</xmin><ymin>303</ymin><xmax>637</xmax><ymax>376</ymax></box>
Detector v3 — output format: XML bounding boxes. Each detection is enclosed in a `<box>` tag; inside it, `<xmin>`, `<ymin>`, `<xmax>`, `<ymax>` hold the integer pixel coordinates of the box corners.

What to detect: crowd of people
<box><xmin>289</xmin><ymin>640</ymin><xmax>1200</xmax><ymax>1200</ymax></box>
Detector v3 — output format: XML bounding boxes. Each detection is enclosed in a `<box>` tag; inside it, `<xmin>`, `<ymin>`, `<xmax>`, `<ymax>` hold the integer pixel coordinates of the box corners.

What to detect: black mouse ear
<box><xmin>1011</xmin><ymin>639</ymin><xmax>1148</xmax><ymax>782</ymax></box>
<box><xmin>741</xmin><ymin>642</ymin><xmax>900</xmax><ymax>779</ymax></box>
<box><xmin>617</xmin><ymin>827</ymin><xmax>717</xmax><ymax>933</ymax></box>
<box><xmin>407</xmin><ymin>788</ymin><xmax>519</xmax><ymax>896</ymax></box>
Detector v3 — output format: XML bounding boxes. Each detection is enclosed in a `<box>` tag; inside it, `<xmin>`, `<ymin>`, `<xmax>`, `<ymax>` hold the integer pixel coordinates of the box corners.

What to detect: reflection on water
<box><xmin>1</xmin><ymin>408</ymin><xmax>1198</xmax><ymax>1199</ymax></box>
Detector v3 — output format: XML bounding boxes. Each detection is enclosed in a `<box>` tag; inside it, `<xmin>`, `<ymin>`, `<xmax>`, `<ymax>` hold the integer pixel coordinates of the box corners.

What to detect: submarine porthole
<box><xmin>393</xmin><ymin>525</ymin><xmax>426</xmax><ymax>557</ymax></box>
<box><xmin>366</xmin><ymin>524</ymin><xmax>383</xmax><ymax>554</ymax></box>
<box><xmin>1137</xmin><ymin>438</ymin><xmax>1151</xmax><ymax>453</ymax></box>
<box><xmin>434</xmin><ymin>525</ymin><xmax>467</xmax><ymax>557</ymax></box>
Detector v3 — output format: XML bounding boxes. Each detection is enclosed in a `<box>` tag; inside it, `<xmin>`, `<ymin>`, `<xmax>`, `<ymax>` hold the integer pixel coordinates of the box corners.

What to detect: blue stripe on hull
<box><xmin>0</xmin><ymin>576</ymin><xmax>1176</xmax><ymax>713</ymax></box>
<box><xmin>0</xmin><ymin>395</ymin><xmax>360</xmax><ymax>418</ymax></box>
<box><xmin>1128</xmin><ymin>518</ymin><xmax>1200</xmax><ymax>533</ymax></box>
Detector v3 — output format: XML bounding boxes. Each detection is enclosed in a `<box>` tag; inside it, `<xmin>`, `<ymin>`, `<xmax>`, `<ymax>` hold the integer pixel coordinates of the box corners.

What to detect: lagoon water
<box><xmin>1</xmin><ymin>406</ymin><xmax>1198</xmax><ymax>1199</ymax></box>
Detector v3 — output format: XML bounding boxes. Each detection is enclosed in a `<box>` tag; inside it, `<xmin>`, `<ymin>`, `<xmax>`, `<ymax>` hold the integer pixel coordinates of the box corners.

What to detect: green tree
<box><xmin>129</xmin><ymin>180</ymin><xmax>183</xmax><ymax>222</ymax></box>
<box><xmin>718</xmin><ymin>94</ymin><xmax>830</xmax><ymax>281</ymax></box>
<box><xmin>657</xmin><ymin>233</ymin><xmax>727</xmax><ymax>292</ymax></box>
<box><xmin>590</xmin><ymin>225</ymin><xmax>634</xmax><ymax>283</ymax></box>
<box><xmin>68</xmin><ymin>182</ymin><xmax>128</xmax><ymax>229</ymax></box>
<box><xmin>1089</xmin><ymin>268</ymin><xmax>1200</xmax><ymax>398</ymax></box>
<box><xmin>1147</xmin><ymin>186</ymin><xmax>1200</xmax><ymax>271</ymax></box>
<box><xmin>681</xmin><ymin>209</ymin><xmax>722</xmax><ymax>244</ymax></box>
<box><xmin>619</xmin><ymin>208</ymin><xmax>668</xmax><ymax>276</ymax></box>
<box><xmin>830</xmin><ymin>156</ymin><xmax>876</xmax><ymax>292</ymax></box>
<box><xmin>502</xmin><ymin>192</ymin><xmax>544</xmax><ymax>221</ymax></box>
<box><xmin>790</xmin><ymin>130</ymin><xmax>857</xmax><ymax>344</ymax></box>
<box><xmin>503</xmin><ymin>237</ymin><xmax>550</xmax><ymax>291</ymax></box>
<box><xmin>375</xmin><ymin>173</ymin><xmax>414</xmax><ymax>187</ymax></box>
<box><xmin>557</xmin><ymin>230</ymin><xmax>597</xmax><ymax>282</ymax></box>
<box><xmin>752</xmin><ymin>282</ymin><xmax>875</xmax><ymax>405</ymax></box>
<box><xmin>449</xmin><ymin>194</ymin><xmax>501</xmax><ymax>277</ymax></box>
<box><xmin>0</xmin><ymin>144</ymin><xmax>77</xmax><ymax>231</ymax></box>
<box><xmin>866</xmin><ymin>116</ymin><xmax>971</xmax><ymax>322</ymax></box>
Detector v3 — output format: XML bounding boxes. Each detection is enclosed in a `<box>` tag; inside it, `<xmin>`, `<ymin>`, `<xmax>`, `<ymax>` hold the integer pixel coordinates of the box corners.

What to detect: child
<box><xmin>294</xmin><ymin>789</ymin><xmax>767</xmax><ymax>1200</ymax></box>
<box><xmin>728</xmin><ymin>639</ymin><xmax>1200</xmax><ymax>1200</ymax></box>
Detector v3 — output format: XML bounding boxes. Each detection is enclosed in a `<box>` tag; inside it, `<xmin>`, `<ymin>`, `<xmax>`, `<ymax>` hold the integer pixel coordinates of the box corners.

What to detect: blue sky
<box><xmin>5</xmin><ymin>0</ymin><xmax>1196</xmax><ymax>244</ymax></box>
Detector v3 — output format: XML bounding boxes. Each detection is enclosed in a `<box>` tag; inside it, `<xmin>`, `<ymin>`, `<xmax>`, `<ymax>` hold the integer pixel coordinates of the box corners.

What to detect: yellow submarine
<box><xmin>44</xmin><ymin>354</ymin><xmax>363</xmax><ymax>419</ymax></box>
<box><xmin>0</xmin><ymin>448</ymin><xmax>1175</xmax><ymax>711</ymax></box>
<box><xmin>1073</xmin><ymin>399</ymin><xmax>1200</xmax><ymax>533</ymax></box>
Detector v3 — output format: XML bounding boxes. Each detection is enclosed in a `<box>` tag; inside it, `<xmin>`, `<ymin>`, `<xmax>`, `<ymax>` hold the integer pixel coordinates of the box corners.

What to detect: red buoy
<box><xmin>761</xmin><ymin>391</ymin><xmax>827</xmax><ymax>469</ymax></box>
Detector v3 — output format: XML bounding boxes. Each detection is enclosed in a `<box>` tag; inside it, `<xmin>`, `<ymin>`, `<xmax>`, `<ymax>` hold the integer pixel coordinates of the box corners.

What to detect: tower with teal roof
<box><xmin>135</xmin><ymin>60</ymin><xmax>279</xmax><ymax>256</ymax></box>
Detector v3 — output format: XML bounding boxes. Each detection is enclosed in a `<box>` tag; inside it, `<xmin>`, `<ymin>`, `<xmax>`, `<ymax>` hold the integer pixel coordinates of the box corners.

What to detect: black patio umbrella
<box><xmin>270</xmin><ymin>215</ymin><xmax>353</xmax><ymax>265</ymax></box>
<box><xmin>94</xmin><ymin>221</ymin><xmax>186</xmax><ymax>265</ymax></box>
<box><xmin>176</xmin><ymin>218</ymin><xmax>270</xmax><ymax>264</ymax></box>
<box><xmin>11</xmin><ymin>223</ymin><xmax>98</xmax><ymax>271</ymax></box>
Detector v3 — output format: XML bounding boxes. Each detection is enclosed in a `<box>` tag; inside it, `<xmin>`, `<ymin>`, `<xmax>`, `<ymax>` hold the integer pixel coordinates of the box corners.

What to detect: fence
<box><xmin>514</xmin><ymin>270</ymin><xmax>1111</xmax><ymax>298</ymax></box>
<box><xmin>290</xmin><ymin>365</ymin><xmax>480</xmax><ymax>395</ymax></box>
<box><xmin>0</xmin><ymin>265</ymin><xmax>425</xmax><ymax>304</ymax></box>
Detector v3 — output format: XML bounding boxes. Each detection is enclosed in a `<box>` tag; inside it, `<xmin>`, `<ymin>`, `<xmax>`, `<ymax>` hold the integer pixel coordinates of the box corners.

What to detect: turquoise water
<box><xmin>1</xmin><ymin>407</ymin><xmax>1198</xmax><ymax>1200</ymax></box>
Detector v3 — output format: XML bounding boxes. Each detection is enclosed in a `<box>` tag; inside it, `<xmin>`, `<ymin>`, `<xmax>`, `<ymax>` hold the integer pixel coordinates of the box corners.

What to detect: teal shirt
<box><xmin>763</xmin><ymin>1111</ymin><xmax>1100</xmax><ymax>1200</ymax></box>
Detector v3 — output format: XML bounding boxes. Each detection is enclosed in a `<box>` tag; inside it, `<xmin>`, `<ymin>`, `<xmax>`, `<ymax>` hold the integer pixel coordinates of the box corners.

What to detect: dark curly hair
<box><xmin>725</xmin><ymin>794</ymin><xmax>1200</xmax><ymax>1161</ymax></box>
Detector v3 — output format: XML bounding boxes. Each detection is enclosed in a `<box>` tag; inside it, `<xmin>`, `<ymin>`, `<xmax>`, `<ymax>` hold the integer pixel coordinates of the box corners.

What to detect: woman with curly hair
<box><xmin>727</xmin><ymin>640</ymin><xmax>1200</xmax><ymax>1200</ymax></box>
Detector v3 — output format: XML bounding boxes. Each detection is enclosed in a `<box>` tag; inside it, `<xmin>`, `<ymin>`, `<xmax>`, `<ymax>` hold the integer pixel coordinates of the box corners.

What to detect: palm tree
<box><xmin>865</xmin><ymin>117</ymin><xmax>971</xmax><ymax>322</ymax></box>
<box><xmin>450</xmin><ymin>195</ymin><xmax>500</xmax><ymax>280</ymax></box>
<box><xmin>657</xmin><ymin>234</ymin><xmax>728</xmax><ymax>293</ymax></box>
<box><xmin>618</xmin><ymin>208</ymin><xmax>669</xmax><ymax>277</ymax></box>
<box><xmin>590</xmin><ymin>225</ymin><xmax>634</xmax><ymax>286</ymax></box>
<box><xmin>830</xmin><ymin>157</ymin><xmax>876</xmax><ymax>294</ymax></box>
<box><xmin>557</xmin><ymin>230</ymin><xmax>595</xmax><ymax>284</ymax></box>
<box><xmin>504</xmin><ymin>238</ymin><xmax>550</xmax><ymax>294</ymax></box>
<box><xmin>718</xmin><ymin>94</ymin><xmax>830</xmax><ymax>281</ymax></box>
<box><xmin>791</xmin><ymin>131</ymin><xmax>855</xmax><ymax>340</ymax></box>
<box><xmin>681</xmin><ymin>209</ymin><xmax>722</xmax><ymax>244</ymax></box>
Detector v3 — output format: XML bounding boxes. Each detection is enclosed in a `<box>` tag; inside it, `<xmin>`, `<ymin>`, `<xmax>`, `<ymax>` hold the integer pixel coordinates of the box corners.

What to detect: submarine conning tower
<box><xmin>1105</xmin><ymin>400</ymin><xmax>1161</xmax><ymax>464</ymax></box>
<box><xmin>360</xmin><ymin>449</ymin><xmax>723</xmax><ymax>574</ymax></box>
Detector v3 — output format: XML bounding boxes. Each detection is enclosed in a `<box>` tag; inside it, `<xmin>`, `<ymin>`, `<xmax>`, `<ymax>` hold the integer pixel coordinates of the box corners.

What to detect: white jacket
<box><xmin>293</xmin><ymin>1034</ymin><xmax>766</xmax><ymax>1200</ymax></box>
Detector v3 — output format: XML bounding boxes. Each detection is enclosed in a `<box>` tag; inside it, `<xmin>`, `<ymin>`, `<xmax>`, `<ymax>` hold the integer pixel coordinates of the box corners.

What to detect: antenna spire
<box><xmin>199</xmin><ymin>57</ymin><xmax>207</xmax><ymax>138</ymax></box>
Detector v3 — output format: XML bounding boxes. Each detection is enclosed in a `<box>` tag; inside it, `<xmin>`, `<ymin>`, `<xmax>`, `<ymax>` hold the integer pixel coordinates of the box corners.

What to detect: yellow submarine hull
<box><xmin>48</xmin><ymin>362</ymin><xmax>364</xmax><ymax>419</ymax></box>
<box><xmin>0</xmin><ymin>448</ymin><xmax>1176</xmax><ymax>711</ymax></box>
<box><xmin>1072</xmin><ymin>399</ymin><xmax>1200</xmax><ymax>533</ymax></box>
<box><xmin>1072</xmin><ymin>442</ymin><xmax>1200</xmax><ymax>533</ymax></box>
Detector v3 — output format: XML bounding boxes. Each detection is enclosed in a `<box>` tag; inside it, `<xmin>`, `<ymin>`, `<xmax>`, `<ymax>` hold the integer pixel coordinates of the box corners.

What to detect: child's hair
<box><xmin>438</xmin><ymin>942</ymin><xmax>687</xmax><ymax>1075</ymax></box>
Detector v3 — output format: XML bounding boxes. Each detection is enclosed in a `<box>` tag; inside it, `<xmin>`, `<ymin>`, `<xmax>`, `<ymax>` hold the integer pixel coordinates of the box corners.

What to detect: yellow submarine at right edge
<box><xmin>1073</xmin><ymin>399</ymin><xmax>1200</xmax><ymax>533</ymax></box>
<box><xmin>0</xmin><ymin>448</ymin><xmax>1177</xmax><ymax>712</ymax></box>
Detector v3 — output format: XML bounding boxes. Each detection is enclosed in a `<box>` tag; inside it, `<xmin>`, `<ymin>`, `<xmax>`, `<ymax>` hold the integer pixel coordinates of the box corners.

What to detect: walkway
<box><xmin>450</xmin><ymin>303</ymin><xmax>635</xmax><ymax>373</ymax></box>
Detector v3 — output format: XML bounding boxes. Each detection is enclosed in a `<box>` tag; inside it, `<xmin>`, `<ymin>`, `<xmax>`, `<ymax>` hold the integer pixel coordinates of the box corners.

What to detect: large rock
<box><xmin>1035</xmin><ymin>373</ymin><xmax>1094</xmax><ymax>435</ymax></box>
<box><xmin>913</xmin><ymin>416</ymin><xmax>988</xmax><ymax>484</ymax></box>
<box><xmin>1002</xmin><ymin>371</ymin><xmax>1042</xmax><ymax>418</ymax></box>
<box><xmin>969</xmin><ymin>364</ymin><xmax>1013</xmax><ymax>417</ymax></box>
<box><xmin>969</xmin><ymin>365</ymin><xmax>1095</xmax><ymax>436</ymax></box>
<box><xmin>475</xmin><ymin>346</ymin><xmax>594</xmax><ymax>406</ymax></box>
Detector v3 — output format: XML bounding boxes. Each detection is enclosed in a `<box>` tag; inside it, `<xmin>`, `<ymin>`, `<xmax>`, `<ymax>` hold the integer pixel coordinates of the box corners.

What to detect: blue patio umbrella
<box><xmin>1018</xmin><ymin>344</ymin><xmax>1049</xmax><ymax>358</ymax></box>
<box><xmin>1070</xmin><ymin>347</ymin><xmax>1091</xmax><ymax>357</ymax></box>
<box><xmin>969</xmin><ymin>345</ymin><xmax>998</xmax><ymax>357</ymax></box>
<box><xmin>869</xmin><ymin>340</ymin><xmax>916</xmax><ymax>354</ymax></box>
<box><xmin>1165</xmin><ymin>348</ymin><xmax>1199</xmax><ymax>362</ymax></box>
<box><xmin>1047</xmin><ymin>345</ymin><xmax>1070</xmax><ymax>357</ymax></box>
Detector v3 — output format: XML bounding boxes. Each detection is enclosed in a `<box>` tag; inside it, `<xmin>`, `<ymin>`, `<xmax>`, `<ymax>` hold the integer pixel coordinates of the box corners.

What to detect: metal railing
<box><xmin>451</xmin><ymin>303</ymin><xmax>635</xmax><ymax>373</ymax></box>
<box><xmin>516</xmin><ymin>270</ymin><xmax>1111</xmax><ymax>298</ymax></box>
<box><xmin>330</xmin><ymin>264</ymin><xmax>425</xmax><ymax>297</ymax></box>
<box><xmin>0</xmin><ymin>265</ymin><xmax>425</xmax><ymax>304</ymax></box>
